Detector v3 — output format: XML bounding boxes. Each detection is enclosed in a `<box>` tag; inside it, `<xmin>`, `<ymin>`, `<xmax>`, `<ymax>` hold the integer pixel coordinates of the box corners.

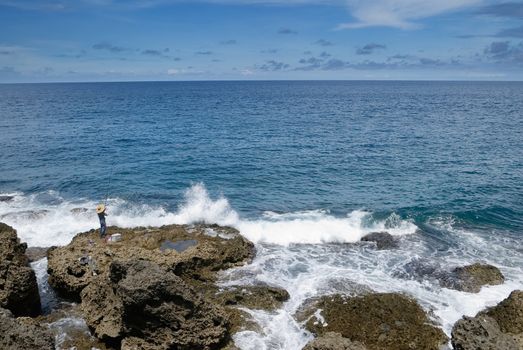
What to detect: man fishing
<box><xmin>96</xmin><ymin>204</ymin><xmax>108</xmax><ymax>239</ymax></box>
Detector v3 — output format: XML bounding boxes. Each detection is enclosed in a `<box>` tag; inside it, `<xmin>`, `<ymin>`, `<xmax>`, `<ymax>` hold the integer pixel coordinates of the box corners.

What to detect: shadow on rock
<box><xmin>451</xmin><ymin>290</ymin><xmax>523</xmax><ymax>350</ymax></box>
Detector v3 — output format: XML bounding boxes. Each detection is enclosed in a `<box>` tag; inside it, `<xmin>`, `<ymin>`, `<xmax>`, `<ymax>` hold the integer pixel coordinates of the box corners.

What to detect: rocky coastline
<box><xmin>0</xmin><ymin>222</ymin><xmax>521</xmax><ymax>350</ymax></box>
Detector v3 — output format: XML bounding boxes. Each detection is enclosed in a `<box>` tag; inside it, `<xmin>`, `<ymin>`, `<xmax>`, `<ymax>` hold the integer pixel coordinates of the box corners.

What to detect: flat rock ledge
<box><xmin>298</xmin><ymin>293</ymin><xmax>448</xmax><ymax>350</ymax></box>
<box><xmin>0</xmin><ymin>223</ymin><xmax>42</xmax><ymax>316</ymax></box>
<box><xmin>47</xmin><ymin>224</ymin><xmax>255</xmax><ymax>299</ymax></box>
<box><xmin>451</xmin><ymin>290</ymin><xmax>523</xmax><ymax>350</ymax></box>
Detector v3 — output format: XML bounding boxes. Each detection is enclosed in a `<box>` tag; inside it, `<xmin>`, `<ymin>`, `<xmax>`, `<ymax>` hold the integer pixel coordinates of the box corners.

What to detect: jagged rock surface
<box><xmin>47</xmin><ymin>224</ymin><xmax>255</xmax><ymax>299</ymax></box>
<box><xmin>0</xmin><ymin>307</ymin><xmax>54</xmax><ymax>350</ymax></box>
<box><xmin>216</xmin><ymin>284</ymin><xmax>290</xmax><ymax>311</ymax></box>
<box><xmin>81</xmin><ymin>260</ymin><xmax>230</xmax><ymax>349</ymax></box>
<box><xmin>451</xmin><ymin>290</ymin><xmax>523</xmax><ymax>350</ymax></box>
<box><xmin>0</xmin><ymin>222</ymin><xmax>41</xmax><ymax>316</ymax></box>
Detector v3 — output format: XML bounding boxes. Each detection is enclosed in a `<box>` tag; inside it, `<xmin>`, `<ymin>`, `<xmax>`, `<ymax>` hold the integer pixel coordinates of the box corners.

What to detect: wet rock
<box><xmin>360</xmin><ymin>232</ymin><xmax>398</xmax><ymax>250</ymax></box>
<box><xmin>26</xmin><ymin>246</ymin><xmax>50</xmax><ymax>262</ymax></box>
<box><xmin>216</xmin><ymin>284</ymin><xmax>290</xmax><ymax>311</ymax></box>
<box><xmin>451</xmin><ymin>290</ymin><xmax>523</xmax><ymax>350</ymax></box>
<box><xmin>0</xmin><ymin>195</ymin><xmax>14</xmax><ymax>202</ymax></box>
<box><xmin>300</xmin><ymin>293</ymin><xmax>448</xmax><ymax>350</ymax></box>
<box><xmin>0</xmin><ymin>307</ymin><xmax>54</xmax><ymax>350</ymax></box>
<box><xmin>396</xmin><ymin>259</ymin><xmax>505</xmax><ymax>294</ymax></box>
<box><xmin>303</xmin><ymin>332</ymin><xmax>367</xmax><ymax>350</ymax></box>
<box><xmin>441</xmin><ymin>263</ymin><xmax>505</xmax><ymax>293</ymax></box>
<box><xmin>47</xmin><ymin>224</ymin><xmax>255</xmax><ymax>299</ymax></box>
<box><xmin>81</xmin><ymin>260</ymin><xmax>230</xmax><ymax>349</ymax></box>
<box><xmin>70</xmin><ymin>207</ymin><xmax>89</xmax><ymax>214</ymax></box>
<box><xmin>0</xmin><ymin>223</ymin><xmax>42</xmax><ymax>316</ymax></box>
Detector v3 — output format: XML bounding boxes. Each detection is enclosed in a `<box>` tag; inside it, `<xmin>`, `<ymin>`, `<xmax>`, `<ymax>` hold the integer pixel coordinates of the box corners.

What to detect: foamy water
<box><xmin>4</xmin><ymin>184</ymin><xmax>523</xmax><ymax>350</ymax></box>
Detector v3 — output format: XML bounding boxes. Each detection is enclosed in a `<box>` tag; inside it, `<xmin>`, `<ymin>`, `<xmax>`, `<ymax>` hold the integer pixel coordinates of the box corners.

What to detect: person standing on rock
<box><xmin>96</xmin><ymin>204</ymin><xmax>108</xmax><ymax>239</ymax></box>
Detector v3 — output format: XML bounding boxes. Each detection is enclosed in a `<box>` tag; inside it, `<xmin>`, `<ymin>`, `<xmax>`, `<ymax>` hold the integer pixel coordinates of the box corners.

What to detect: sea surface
<box><xmin>1</xmin><ymin>81</ymin><xmax>522</xmax><ymax>349</ymax></box>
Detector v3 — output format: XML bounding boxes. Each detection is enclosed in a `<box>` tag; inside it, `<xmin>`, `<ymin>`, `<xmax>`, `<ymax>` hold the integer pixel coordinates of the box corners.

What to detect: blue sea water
<box><xmin>1</xmin><ymin>81</ymin><xmax>522</xmax><ymax>349</ymax></box>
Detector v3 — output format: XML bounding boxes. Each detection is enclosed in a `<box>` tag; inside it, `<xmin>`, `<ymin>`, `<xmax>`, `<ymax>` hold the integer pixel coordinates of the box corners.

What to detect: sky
<box><xmin>0</xmin><ymin>0</ymin><xmax>522</xmax><ymax>82</ymax></box>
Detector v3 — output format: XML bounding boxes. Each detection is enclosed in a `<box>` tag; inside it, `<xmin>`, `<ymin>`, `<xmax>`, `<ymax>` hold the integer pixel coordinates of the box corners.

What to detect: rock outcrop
<box><xmin>440</xmin><ymin>263</ymin><xmax>505</xmax><ymax>293</ymax></box>
<box><xmin>47</xmin><ymin>224</ymin><xmax>255</xmax><ymax>299</ymax></box>
<box><xmin>215</xmin><ymin>284</ymin><xmax>290</xmax><ymax>311</ymax></box>
<box><xmin>299</xmin><ymin>293</ymin><xmax>448</xmax><ymax>350</ymax></box>
<box><xmin>0</xmin><ymin>307</ymin><xmax>54</xmax><ymax>350</ymax></box>
<box><xmin>397</xmin><ymin>259</ymin><xmax>505</xmax><ymax>293</ymax></box>
<box><xmin>360</xmin><ymin>232</ymin><xmax>398</xmax><ymax>250</ymax></box>
<box><xmin>81</xmin><ymin>260</ymin><xmax>230</xmax><ymax>349</ymax></box>
<box><xmin>47</xmin><ymin>224</ymin><xmax>256</xmax><ymax>348</ymax></box>
<box><xmin>451</xmin><ymin>290</ymin><xmax>523</xmax><ymax>350</ymax></box>
<box><xmin>0</xmin><ymin>223</ymin><xmax>41</xmax><ymax>316</ymax></box>
<box><xmin>303</xmin><ymin>332</ymin><xmax>367</xmax><ymax>350</ymax></box>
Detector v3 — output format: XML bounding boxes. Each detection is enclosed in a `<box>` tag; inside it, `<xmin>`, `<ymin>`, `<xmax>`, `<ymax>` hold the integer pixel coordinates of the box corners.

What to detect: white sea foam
<box><xmin>3</xmin><ymin>185</ymin><xmax>522</xmax><ymax>350</ymax></box>
<box><xmin>0</xmin><ymin>183</ymin><xmax>416</xmax><ymax>247</ymax></box>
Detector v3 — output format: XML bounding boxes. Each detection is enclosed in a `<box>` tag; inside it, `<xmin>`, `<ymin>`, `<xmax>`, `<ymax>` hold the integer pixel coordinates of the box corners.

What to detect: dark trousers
<box><xmin>100</xmin><ymin>222</ymin><xmax>106</xmax><ymax>237</ymax></box>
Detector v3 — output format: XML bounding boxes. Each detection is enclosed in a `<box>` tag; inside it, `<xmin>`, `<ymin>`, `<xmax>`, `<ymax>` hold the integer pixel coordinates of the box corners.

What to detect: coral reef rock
<box><xmin>0</xmin><ymin>307</ymin><xmax>54</xmax><ymax>350</ymax></box>
<box><xmin>300</xmin><ymin>293</ymin><xmax>448</xmax><ymax>350</ymax></box>
<box><xmin>0</xmin><ymin>222</ymin><xmax>41</xmax><ymax>316</ymax></box>
<box><xmin>451</xmin><ymin>290</ymin><xmax>523</xmax><ymax>350</ymax></box>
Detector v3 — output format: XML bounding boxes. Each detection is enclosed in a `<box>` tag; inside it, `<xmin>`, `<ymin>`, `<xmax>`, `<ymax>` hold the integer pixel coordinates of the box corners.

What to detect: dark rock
<box><xmin>300</xmin><ymin>293</ymin><xmax>448</xmax><ymax>350</ymax></box>
<box><xmin>441</xmin><ymin>263</ymin><xmax>505</xmax><ymax>293</ymax></box>
<box><xmin>25</xmin><ymin>247</ymin><xmax>50</xmax><ymax>262</ymax></box>
<box><xmin>303</xmin><ymin>332</ymin><xmax>367</xmax><ymax>350</ymax></box>
<box><xmin>361</xmin><ymin>232</ymin><xmax>398</xmax><ymax>250</ymax></box>
<box><xmin>216</xmin><ymin>284</ymin><xmax>290</xmax><ymax>311</ymax></box>
<box><xmin>47</xmin><ymin>224</ymin><xmax>255</xmax><ymax>299</ymax></box>
<box><xmin>0</xmin><ymin>307</ymin><xmax>54</xmax><ymax>350</ymax></box>
<box><xmin>70</xmin><ymin>207</ymin><xmax>89</xmax><ymax>214</ymax></box>
<box><xmin>81</xmin><ymin>260</ymin><xmax>230</xmax><ymax>349</ymax></box>
<box><xmin>0</xmin><ymin>223</ymin><xmax>42</xmax><ymax>316</ymax></box>
<box><xmin>396</xmin><ymin>259</ymin><xmax>505</xmax><ymax>294</ymax></box>
<box><xmin>0</xmin><ymin>195</ymin><xmax>14</xmax><ymax>202</ymax></box>
<box><xmin>451</xmin><ymin>290</ymin><xmax>523</xmax><ymax>350</ymax></box>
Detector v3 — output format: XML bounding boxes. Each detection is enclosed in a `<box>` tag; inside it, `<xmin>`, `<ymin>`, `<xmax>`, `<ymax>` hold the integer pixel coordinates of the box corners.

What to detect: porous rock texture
<box><xmin>440</xmin><ymin>263</ymin><xmax>505</xmax><ymax>293</ymax></box>
<box><xmin>299</xmin><ymin>293</ymin><xmax>448</xmax><ymax>350</ymax></box>
<box><xmin>47</xmin><ymin>224</ymin><xmax>257</xmax><ymax>348</ymax></box>
<box><xmin>0</xmin><ymin>222</ymin><xmax>41</xmax><ymax>316</ymax></box>
<box><xmin>303</xmin><ymin>332</ymin><xmax>367</xmax><ymax>350</ymax></box>
<box><xmin>451</xmin><ymin>290</ymin><xmax>523</xmax><ymax>350</ymax></box>
<box><xmin>81</xmin><ymin>259</ymin><xmax>230</xmax><ymax>349</ymax></box>
<box><xmin>0</xmin><ymin>307</ymin><xmax>54</xmax><ymax>350</ymax></box>
<box><xmin>47</xmin><ymin>224</ymin><xmax>255</xmax><ymax>299</ymax></box>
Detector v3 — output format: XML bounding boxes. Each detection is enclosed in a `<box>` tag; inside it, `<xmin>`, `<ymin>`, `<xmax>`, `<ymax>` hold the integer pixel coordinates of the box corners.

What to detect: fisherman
<box><xmin>96</xmin><ymin>204</ymin><xmax>108</xmax><ymax>238</ymax></box>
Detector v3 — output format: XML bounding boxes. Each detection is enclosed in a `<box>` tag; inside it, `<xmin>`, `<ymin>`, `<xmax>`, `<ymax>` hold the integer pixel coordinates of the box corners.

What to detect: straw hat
<box><xmin>96</xmin><ymin>204</ymin><xmax>106</xmax><ymax>214</ymax></box>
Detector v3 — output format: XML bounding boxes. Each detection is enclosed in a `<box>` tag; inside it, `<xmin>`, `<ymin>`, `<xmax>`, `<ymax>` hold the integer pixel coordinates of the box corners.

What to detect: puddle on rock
<box><xmin>160</xmin><ymin>239</ymin><xmax>197</xmax><ymax>253</ymax></box>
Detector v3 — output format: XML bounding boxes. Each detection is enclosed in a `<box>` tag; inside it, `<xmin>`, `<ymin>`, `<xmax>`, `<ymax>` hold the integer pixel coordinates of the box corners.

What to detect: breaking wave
<box><xmin>0</xmin><ymin>183</ymin><xmax>416</xmax><ymax>247</ymax></box>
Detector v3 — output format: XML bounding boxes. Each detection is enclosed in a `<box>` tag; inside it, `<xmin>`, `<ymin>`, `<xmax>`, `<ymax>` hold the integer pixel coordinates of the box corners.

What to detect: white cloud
<box><xmin>167</xmin><ymin>68</ymin><xmax>179</xmax><ymax>75</ymax></box>
<box><xmin>338</xmin><ymin>0</ymin><xmax>482</xmax><ymax>29</ymax></box>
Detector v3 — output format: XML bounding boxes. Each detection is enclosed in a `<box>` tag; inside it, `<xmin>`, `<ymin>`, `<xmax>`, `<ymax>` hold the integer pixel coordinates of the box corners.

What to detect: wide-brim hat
<box><xmin>96</xmin><ymin>204</ymin><xmax>106</xmax><ymax>214</ymax></box>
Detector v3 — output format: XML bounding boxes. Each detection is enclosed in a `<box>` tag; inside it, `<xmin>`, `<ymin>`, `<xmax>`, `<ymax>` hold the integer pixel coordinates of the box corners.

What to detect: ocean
<box><xmin>1</xmin><ymin>81</ymin><xmax>522</xmax><ymax>349</ymax></box>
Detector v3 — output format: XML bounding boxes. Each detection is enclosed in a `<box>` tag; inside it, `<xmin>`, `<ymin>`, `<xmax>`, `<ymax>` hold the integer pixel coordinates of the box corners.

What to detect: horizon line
<box><xmin>2</xmin><ymin>78</ymin><xmax>523</xmax><ymax>85</ymax></box>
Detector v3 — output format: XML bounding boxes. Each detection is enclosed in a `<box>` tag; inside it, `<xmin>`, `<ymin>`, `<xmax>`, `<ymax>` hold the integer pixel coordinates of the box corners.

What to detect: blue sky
<box><xmin>0</xmin><ymin>0</ymin><xmax>522</xmax><ymax>82</ymax></box>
